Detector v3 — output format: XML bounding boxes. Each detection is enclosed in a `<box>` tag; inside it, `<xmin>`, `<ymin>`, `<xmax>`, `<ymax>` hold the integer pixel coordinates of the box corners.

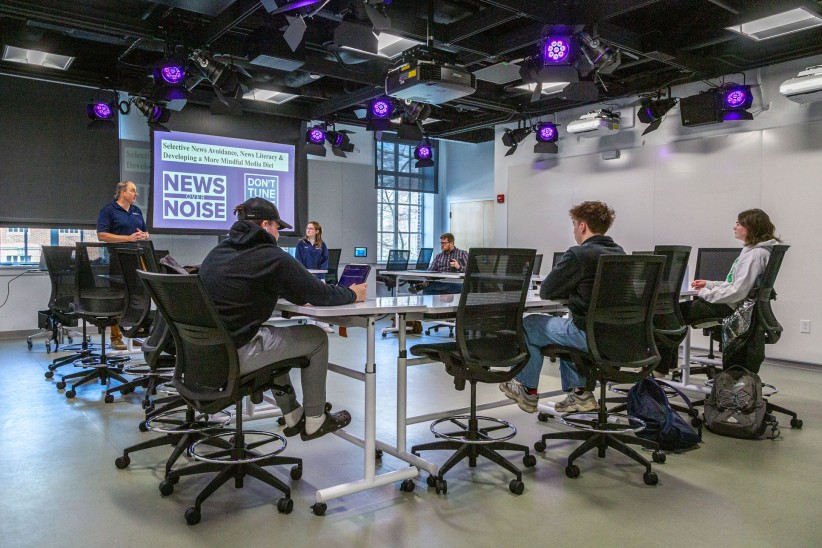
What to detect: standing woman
<box><xmin>296</xmin><ymin>221</ymin><xmax>334</xmax><ymax>333</ymax></box>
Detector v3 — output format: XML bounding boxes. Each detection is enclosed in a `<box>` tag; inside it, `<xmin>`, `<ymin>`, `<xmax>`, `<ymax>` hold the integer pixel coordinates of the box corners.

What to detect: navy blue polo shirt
<box><xmin>96</xmin><ymin>201</ymin><xmax>146</xmax><ymax>236</ymax></box>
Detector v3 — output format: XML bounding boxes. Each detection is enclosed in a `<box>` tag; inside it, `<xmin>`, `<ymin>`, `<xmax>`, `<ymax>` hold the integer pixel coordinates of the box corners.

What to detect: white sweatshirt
<box><xmin>698</xmin><ymin>239</ymin><xmax>779</xmax><ymax>306</ymax></box>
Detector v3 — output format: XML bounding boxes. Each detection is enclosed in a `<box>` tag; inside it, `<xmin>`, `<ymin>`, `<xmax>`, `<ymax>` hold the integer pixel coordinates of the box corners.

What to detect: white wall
<box><xmin>493</xmin><ymin>54</ymin><xmax>822</xmax><ymax>365</ymax></box>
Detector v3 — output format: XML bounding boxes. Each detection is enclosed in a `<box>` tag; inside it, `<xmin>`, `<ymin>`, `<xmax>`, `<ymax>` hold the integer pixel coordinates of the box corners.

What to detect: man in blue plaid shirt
<box><xmin>417</xmin><ymin>232</ymin><xmax>468</xmax><ymax>295</ymax></box>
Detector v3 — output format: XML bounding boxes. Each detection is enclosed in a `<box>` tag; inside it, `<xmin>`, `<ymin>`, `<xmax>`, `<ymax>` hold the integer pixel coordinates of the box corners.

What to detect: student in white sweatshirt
<box><xmin>681</xmin><ymin>208</ymin><xmax>782</xmax><ymax>326</ymax></box>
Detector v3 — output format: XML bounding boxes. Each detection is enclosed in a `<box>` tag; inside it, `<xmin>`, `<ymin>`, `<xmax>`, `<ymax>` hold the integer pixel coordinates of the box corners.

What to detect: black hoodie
<box><xmin>540</xmin><ymin>234</ymin><xmax>625</xmax><ymax>331</ymax></box>
<box><xmin>199</xmin><ymin>220</ymin><xmax>356</xmax><ymax>348</ymax></box>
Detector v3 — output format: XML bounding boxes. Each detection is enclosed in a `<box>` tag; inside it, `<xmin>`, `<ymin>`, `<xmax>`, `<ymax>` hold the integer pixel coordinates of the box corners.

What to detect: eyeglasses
<box><xmin>439</xmin><ymin>241</ymin><xmax>451</xmax><ymax>246</ymax></box>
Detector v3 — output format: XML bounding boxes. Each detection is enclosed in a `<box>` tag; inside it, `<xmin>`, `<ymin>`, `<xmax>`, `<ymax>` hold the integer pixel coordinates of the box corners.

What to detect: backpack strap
<box><xmin>643</xmin><ymin>377</ymin><xmax>677</xmax><ymax>436</ymax></box>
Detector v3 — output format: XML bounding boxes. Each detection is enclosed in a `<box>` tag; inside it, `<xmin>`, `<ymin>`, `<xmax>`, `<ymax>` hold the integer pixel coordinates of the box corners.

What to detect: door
<box><xmin>449</xmin><ymin>200</ymin><xmax>494</xmax><ymax>251</ymax></box>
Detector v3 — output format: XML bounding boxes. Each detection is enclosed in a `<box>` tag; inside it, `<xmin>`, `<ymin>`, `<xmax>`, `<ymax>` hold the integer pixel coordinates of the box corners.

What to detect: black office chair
<box><xmin>54</xmin><ymin>243</ymin><xmax>132</xmax><ymax>397</ymax></box>
<box><xmin>137</xmin><ymin>271</ymin><xmax>307</xmax><ymax>524</ymax></box>
<box><xmin>376</xmin><ymin>249</ymin><xmax>410</xmax><ymax>291</ymax></box>
<box><xmin>103</xmin><ymin>245</ymin><xmax>171</xmax><ymax>403</ymax></box>
<box><xmin>410</xmin><ymin>248</ymin><xmax>537</xmax><ymax>495</ymax></box>
<box><xmin>687</xmin><ymin>245</ymin><xmax>801</xmax><ymax>428</ymax></box>
<box><xmin>325</xmin><ymin>248</ymin><xmax>342</xmax><ymax>285</ymax></box>
<box><xmin>41</xmin><ymin>246</ymin><xmax>92</xmax><ymax>378</ymax></box>
<box><xmin>534</xmin><ymin>255</ymin><xmax>666</xmax><ymax>486</ymax></box>
<box><xmin>415</xmin><ymin>247</ymin><xmax>434</xmax><ymax>270</ymax></box>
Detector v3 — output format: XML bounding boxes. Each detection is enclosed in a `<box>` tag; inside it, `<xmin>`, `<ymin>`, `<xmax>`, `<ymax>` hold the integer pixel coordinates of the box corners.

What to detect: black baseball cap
<box><xmin>236</xmin><ymin>197</ymin><xmax>293</xmax><ymax>229</ymax></box>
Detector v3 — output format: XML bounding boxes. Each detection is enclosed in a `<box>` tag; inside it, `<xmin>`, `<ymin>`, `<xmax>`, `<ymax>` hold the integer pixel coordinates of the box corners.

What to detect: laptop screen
<box><xmin>337</xmin><ymin>264</ymin><xmax>371</xmax><ymax>288</ymax></box>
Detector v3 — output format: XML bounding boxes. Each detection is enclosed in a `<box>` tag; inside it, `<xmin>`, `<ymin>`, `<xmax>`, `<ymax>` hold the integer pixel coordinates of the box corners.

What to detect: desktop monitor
<box><xmin>354</xmin><ymin>247</ymin><xmax>367</xmax><ymax>258</ymax></box>
<box><xmin>552</xmin><ymin>252</ymin><xmax>565</xmax><ymax>269</ymax></box>
<box><xmin>694</xmin><ymin>248</ymin><xmax>739</xmax><ymax>282</ymax></box>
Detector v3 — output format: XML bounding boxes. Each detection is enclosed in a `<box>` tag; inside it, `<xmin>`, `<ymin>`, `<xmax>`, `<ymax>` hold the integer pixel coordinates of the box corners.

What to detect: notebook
<box><xmin>337</xmin><ymin>264</ymin><xmax>371</xmax><ymax>288</ymax></box>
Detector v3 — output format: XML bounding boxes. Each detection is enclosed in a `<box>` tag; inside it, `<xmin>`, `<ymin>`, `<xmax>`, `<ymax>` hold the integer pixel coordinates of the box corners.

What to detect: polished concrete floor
<box><xmin>2</xmin><ymin>326</ymin><xmax>821</xmax><ymax>548</ymax></box>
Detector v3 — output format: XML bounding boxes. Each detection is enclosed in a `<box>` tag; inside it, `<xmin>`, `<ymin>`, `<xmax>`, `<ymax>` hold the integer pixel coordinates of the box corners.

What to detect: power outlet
<box><xmin>800</xmin><ymin>320</ymin><xmax>811</xmax><ymax>334</ymax></box>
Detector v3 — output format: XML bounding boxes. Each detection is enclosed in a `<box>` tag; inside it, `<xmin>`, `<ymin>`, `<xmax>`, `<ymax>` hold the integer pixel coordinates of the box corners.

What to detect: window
<box><xmin>375</xmin><ymin>136</ymin><xmax>435</xmax><ymax>263</ymax></box>
<box><xmin>0</xmin><ymin>228</ymin><xmax>98</xmax><ymax>266</ymax></box>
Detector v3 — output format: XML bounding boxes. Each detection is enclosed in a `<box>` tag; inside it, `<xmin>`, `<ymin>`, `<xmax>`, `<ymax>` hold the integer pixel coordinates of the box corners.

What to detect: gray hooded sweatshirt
<box><xmin>698</xmin><ymin>239</ymin><xmax>779</xmax><ymax>306</ymax></box>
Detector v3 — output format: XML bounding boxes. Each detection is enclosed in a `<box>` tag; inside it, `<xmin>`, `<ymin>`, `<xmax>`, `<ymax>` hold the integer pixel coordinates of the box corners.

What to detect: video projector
<box><xmin>385</xmin><ymin>54</ymin><xmax>476</xmax><ymax>104</ymax></box>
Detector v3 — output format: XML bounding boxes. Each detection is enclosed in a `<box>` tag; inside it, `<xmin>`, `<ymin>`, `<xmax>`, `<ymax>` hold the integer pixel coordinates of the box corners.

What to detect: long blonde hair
<box><xmin>304</xmin><ymin>221</ymin><xmax>323</xmax><ymax>248</ymax></box>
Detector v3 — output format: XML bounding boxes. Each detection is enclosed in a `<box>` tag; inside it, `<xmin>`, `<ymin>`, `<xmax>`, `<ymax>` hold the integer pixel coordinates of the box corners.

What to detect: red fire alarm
<box><xmin>496</xmin><ymin>194</ymin><xmax>505</xmax><ymax>203</ymax></box>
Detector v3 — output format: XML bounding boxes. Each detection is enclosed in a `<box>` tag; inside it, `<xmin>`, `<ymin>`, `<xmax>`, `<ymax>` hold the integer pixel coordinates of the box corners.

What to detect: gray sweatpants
<box><xmin>237</xmin><ymin>324</ymin><xmax>329</xmax><ymax>417</ymax></box>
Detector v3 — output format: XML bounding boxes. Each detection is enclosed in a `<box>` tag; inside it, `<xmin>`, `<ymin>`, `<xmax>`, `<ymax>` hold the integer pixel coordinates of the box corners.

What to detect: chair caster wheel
<box><xmin>185</xmin><ymin>507</ymin><xmax>200</xmax><ymax>525</ymax></box>
<box><xmin>537</xmin><ymin>412</ymin><xmax>550</xmax><ymax>422</ymax></box>
<box><xmin>27</xmin><ymin>339</ymin><xmax>33</xmax><ymax>350</ymax></box>
<box><xmin>56</xmin><ymin>381</ymin><xmax>66</xmax><ymax>390</ymax></box>
<box><xmin>534</xmin><ymin>441</ymin><xmax>547</xmax><ymax>453</ymax></box>
<box><xmin>159</xmin><ymin>480</ymin><xmax>174</xmax><ymax>496</ymax></box>
<box><xmin>791</xmin><ymin>418</ymin><xmax>803</xmax><ymax>429</ymax></box>
<box><xmin>66</xmin><ymin>390</ymin><xmax>76</xmax><ymax>399</ymax></box>
<box><xmin>375</xmin><ymin>449</ymin><xmax>383</xmax><ymax>460</ymax></box>
<box><xmin>565</xmin><ymin>465</ymin><xmax>580</xmax><ymax>478</ymax></box>
<box><xmin>425</xmin><ymin>330</ymin><xmax>431</xmax><ymax>336</ymax></box>
<box><xmin>435</xmin><ymin>478</ymin><xmax>447</xmax><ymax>495</ymax></box>
<box><xmin>509</xmin><ymin>479</ymin><xmax>525</xmax><ymax>495</ymax></box>
<box><xmin>277</xmin><ymin>416</ymin><xmax>286</xmax><ymax>426</ymax></box>
<box><xmin>138</xmin><ymin>421</ymin><xmax>148</xmax><ymax>432</ymax></box>
<box><xmin>400</xmin><ymin>479</ymin><xmax>415</xmax><ymax>492</ymax></box>
<box><xmin>105</xmin><ymin>395</ymin><xmax>114</xmax><ymax>403</ymax></box>
<box><xmin>426</xmin><ymin>475</ymin><xmax>436</xmax><ymax>487</ymax></box>
<box><xmin>277</xmin><ymin>498</ymin><xmax>293</xmax><ymax>514</ymax></box>
<box><xmin>312</xmin><ymin>502</ymin><xmax>327</xmax><ymax>516</ymax></box>
<box><xmin>652</xmin><ymin>450</ymin><xmax>666</xmax><ymax>464</ymax></box>
<box><xmin>114</xmin><ymin>455</ymin><xmax>130</xmax><ymax>469</ymax></box>
<box><xmin>523</xmin><ymin>454</ymin><xmax>537</xmax><ymax>468</ymax></box>
<box><xmin>45</xmin><ymin>371</ymin><xmax>54</xmax><ymax>379</ymax></box>
<box><xmin>381</xmin><ymin>333</ymin><xmax>387</xmax><ymax>338</ymax></box>
<box><xmin>643</xmin><ymin>471</ymin><xmax>659</xmax><ymax>485</ymax></box>
<box><xmin>290</xmin><ymin>465</ymin><xmax>302</xmax><ymax>481</ymax></box>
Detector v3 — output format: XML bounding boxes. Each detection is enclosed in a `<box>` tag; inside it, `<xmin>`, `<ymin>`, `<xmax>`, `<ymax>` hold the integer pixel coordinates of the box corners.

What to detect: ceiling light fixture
<box><xmin>1</xmin><ymin>45</ymin><xmax>75</xmax><ymax>70</ymax></box>
<box><xmin>502</xmin><ymin>126</ymin><xmax>532</xmax><ymax>156</ymax></box>
<box><xmin>533</xmin><ymin>122</ymin><xmax>559</xmax><ymax>154</ymax></box>
<box><xmin>637</xmin><ymin>96</ymin><xmax>678</xmax><ymax>135</ymax></box>
<box><xmin>133</xmin><ymin>97</ymin><xmax>171</xmax><ymax>131</ymax></box>
<box><xmin>366</xmin><ymin>97</ymin><xmax>394</xmax><ymax>131</ymax></box>
<box><xmin>726</xmin><ymin>5</ymin><xmax>822</xmax><ymax>41</ymax></box>
<box><xmin>720</xmin><ymin>84</ymin><xmax>754</xmax><ymax>120</ymax></box>
<box><xmin>414</xmin><ymin>141</ymin><xmax>434</xmax><ymax>168</ymax></box>
<box><xmin>305</xmin><ymin>126</ymin><xmax>328</xmax><ymax>156</ymax></box>
<box><xmin>192</xmin><ymin>51</ymin><xmax>243</xmax><ymax>107</ymax></box>
<box><xmin>326</xmin><ymin>129</ymin><xmax>355</xmax><ymax>157</ymax></box>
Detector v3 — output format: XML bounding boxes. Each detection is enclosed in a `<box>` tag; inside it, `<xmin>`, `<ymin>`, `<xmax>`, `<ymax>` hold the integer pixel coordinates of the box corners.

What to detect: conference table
<box><xmin>274</xmin><ymin>293</ymin><xmax>565</xmax><ymax>510</ymax></box>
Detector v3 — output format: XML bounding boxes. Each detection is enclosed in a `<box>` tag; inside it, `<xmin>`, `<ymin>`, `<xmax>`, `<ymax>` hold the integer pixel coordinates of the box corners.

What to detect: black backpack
<box><xmin>627</xmin><ymin>377</ymin><xmax>701</xmax><ymax>452</ymax></box>
<box><xmin>704</xmin><ymin>366</ymin><xmax>777</xmax><ymax>439</ymax></box>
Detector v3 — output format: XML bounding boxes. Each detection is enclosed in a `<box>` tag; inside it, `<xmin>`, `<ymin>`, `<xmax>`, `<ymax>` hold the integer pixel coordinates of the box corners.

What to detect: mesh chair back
<box><xmin>756</xmin><ymin>244</ymin><xmax>789</xmax><ymax>343</ymax></box>
<box><xmin>695</xmin><ymin>247</ymin><xmax>739</xmax><ymax>282</ymax></box>
<box><xmin>585</xmin><ymin>255</ymin><xmax>664</xmax><ymax>374</ymax></box>
<box><xmin>386</xmin><ymin>249</ymin><xmax>410</xmax><ymax>271</ymax></box>
<box><xmin>135</xmin><ymin>240</ymin><xmax>161</xmax><ymax>273</ymax></box>
<box><xmin>42</xmin><ymin>246</ymin><xmax>76</xmax><ymax>314</ymax></box>
<box><xmin>455</xmin><ymin>249</ymin><xmax>535</xmax><ymax>367</ymax></box>
<box><xmin>552</xmin><ymin>252</ymin><xmax>565</xmax><ymax>269</ymax></box>
<box><xmin>75</xmin><ymin>242</ymin><xmax>127</xmax><ymax>317</ymax></box>
<box><xmin>651</xmin><ymin>246</ymin><xmax>691</xmax><ymax>346</ymax></box>
<box><xmin>326</xmin><ymin>248</ymin><xmax>342</xmax><ymax>284</ymax></box>
<box><xmin>415</xmin><ymin>248</ymin><xmax>434</xmax><ymax>270</ymax></box>
<box><xmin>111</xmin><ymin>245</ymin><xmax>154</xmax><ymax>337</ymax></box>
<box><xmin>138</xmin><ymin>271</ymin><xmax>239</xmax><ymax>412</ymax></box>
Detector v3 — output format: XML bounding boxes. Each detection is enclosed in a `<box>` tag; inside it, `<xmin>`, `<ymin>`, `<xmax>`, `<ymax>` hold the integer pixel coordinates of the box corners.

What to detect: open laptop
<box><xmin>337</xmin><ymin>264</ymin><xmax>371</xmax><ymax>288</ymax></box>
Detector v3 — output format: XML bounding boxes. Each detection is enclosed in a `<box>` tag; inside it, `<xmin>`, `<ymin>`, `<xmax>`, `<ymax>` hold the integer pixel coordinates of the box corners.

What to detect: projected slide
<box><xmin>150</xmin><ymin>130</ymin><xmax>295</xmax><ymax>233</ymax></box>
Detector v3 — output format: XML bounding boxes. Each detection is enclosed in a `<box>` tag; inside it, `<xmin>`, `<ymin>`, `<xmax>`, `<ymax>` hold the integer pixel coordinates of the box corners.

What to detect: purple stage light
<box><xmin>161</xmin><ymin>65</ymin><xmax>185</xmax><ymax>85</ymax></box>
<box><xmin>415</xmin><ymin>144</ymin><xmax>432</xmax><ymax>160</ymax></box>
<box><xmin>370</xmin><ymin>98</ymin><xmax>392</xmax><ymax>118</ymax></box>
<box><xmin>543</xmin><ymin>38</ymin><xmax>570</xmax><ymax>63</ymax></box>
<box><xmin>723</xmin><ymin>86</ymin><xmax>751</xmax><ymax>109</ymax></box>
<box><xmin>93</xmin><ymin>103</ymin><xmax>112</xmax><ymax>119</ymax></box>
<box><xmin>308</xmin><ymin>127</ymin><xmax>326</xmax><ymax>144</ymax></box>
<box><xmin>536</xmin><ymin>122</ymin><xmax>557</xmax><ymax>142</ymax></box>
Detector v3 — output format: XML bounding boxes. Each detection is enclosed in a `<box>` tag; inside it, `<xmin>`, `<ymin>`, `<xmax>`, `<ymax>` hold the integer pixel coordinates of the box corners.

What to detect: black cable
<box><xmin>0</xmin><ymin>269</ymin><xmax>38</xmax><ymax>310</ymax></box>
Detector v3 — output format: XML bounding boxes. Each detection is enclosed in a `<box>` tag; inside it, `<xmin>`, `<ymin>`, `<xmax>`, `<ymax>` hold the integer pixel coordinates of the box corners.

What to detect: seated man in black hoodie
<box><xmin>499</xmin><ymin>201</ymin><xmax>625</xmax><ymax>414</ymax></box>
<box><xmin>199</xmin><ymin>198</ymin><xmax>367</xmax><ymax>441</ymax></box>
